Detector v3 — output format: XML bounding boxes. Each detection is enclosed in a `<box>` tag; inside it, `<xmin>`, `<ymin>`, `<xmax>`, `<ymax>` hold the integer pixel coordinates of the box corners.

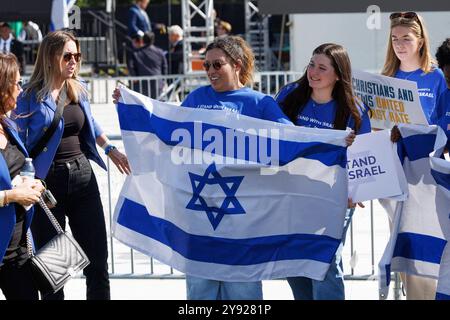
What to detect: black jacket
<box><xmin>168</xmin><ymin>40</ymin><xmax>183</xmax><ymax>75</ymax></box>
<box><xmin>127</xmin><ymin>44</ymin><xmax>168</xmax><ymax>76</ymax></box>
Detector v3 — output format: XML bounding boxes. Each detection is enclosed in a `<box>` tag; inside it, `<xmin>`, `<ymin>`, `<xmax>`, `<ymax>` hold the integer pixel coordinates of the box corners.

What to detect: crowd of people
<box><xmin>0</xmin><ymin>5</ymin><xmax>449</xmax><ymax>301</ymax></box>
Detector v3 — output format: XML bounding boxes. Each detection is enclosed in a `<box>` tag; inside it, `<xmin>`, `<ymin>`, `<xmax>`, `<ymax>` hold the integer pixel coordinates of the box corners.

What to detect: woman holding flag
<box><xmin>275</xmin><ymin>43</ymin><xmax>371</xmax><ymax>300</ymax></box>
<box><xmin>383</xmin><ymin>12</ymin><xmax>447</xmax><ymax>300</ymax></box>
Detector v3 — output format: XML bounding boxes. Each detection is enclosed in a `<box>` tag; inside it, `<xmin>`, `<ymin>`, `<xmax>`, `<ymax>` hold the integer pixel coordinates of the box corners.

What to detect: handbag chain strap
<box><xmin>26</xmin><ymin>197</ymin><xmax>64</xmax><ymax>256</ymax></box>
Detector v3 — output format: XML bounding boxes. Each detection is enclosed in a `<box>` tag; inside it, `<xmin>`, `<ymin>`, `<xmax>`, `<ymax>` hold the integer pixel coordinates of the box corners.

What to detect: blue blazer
<box><xmin>128</xmin><ymin>4</ymin><xmax>151</xmax><ymax>37</ymax></box>
<box><xmin>15</xmin><ymin>90</ymin><xmax>107</xmax><ymax>179</ymax></box>
<box><xmin>0</xmin><ymin>121</ymin><xmax>34</xmax><ymax>262</ymax></box>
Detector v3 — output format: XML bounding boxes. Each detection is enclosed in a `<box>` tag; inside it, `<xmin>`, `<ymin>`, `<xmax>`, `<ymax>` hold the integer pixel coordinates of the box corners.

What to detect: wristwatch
<box><xmin>104</xmin><ymin>145</ymin><xmax>117</xmax><ymax>155</ymax></box>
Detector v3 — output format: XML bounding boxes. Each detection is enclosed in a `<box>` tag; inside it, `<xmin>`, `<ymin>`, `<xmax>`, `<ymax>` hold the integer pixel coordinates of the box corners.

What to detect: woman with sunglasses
<box><xmin>275</xmin><ymin>43</ymin><xmax>371</xmax><ymax>300</ymax></box>
<box><xmin>14</xmin><ymin>30</ymin><xmax>130</xmax><ymax>300</ymax></box>
<box><xmin>111</xmin><ymin>35</ymin><xmax>291</xmax><ymax>300</ymax></box>
<box><xmin>182</xmin><ymin>35</ymin><xmax>292</xmax><ymax>300</ymax></box>
<box><xmin>383</xmin><ymin>13</ymin><xmax>447</xmax><ymax>300</ymax></box>
<box><xmin>0</xmin><ymin>53</ymin><xmax>45</xmax><ymax>300</ymax></box>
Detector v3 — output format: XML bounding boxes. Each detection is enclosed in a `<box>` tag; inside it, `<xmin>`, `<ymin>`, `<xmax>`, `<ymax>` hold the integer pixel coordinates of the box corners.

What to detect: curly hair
<box><xmin>436</xmin><ymin>38</ymin><xmax>450</xmax><ymax>69</ymax></box>
<box><xmin>205</xmin><ymin>35</ymin><xmax>255</xmax><ymax>86</ymax></box>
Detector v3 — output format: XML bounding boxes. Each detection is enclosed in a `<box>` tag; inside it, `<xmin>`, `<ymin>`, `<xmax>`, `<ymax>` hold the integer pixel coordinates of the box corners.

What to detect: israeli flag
<box><xmin>50</xmin><ymin>0</ymin><xmax>76</xmax><ymax>31</ymax></box>
<box><xmin>378</xmin><ymin>124</ymin><xmax>450</xmax><ymax>299</ymax></box>
<box><xmin>112</xmin><ymin>87</ymin><xmax>350</xmax><ymax>282</ymax></box>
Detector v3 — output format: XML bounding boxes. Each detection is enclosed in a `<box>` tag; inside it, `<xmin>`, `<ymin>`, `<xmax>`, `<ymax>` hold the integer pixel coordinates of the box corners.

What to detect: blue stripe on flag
<box><xmin>117</xmin><ymin>198</ymin><xmax>341</xmax><ymax>265</ymax></box>
<box><xmin>118</xmin><ymin>103</ymin><xmax>347</xmax><ymax>167</ymax></box>
<box><xmin>431</xmin><ymin>169</ymin><xmax>450</xmax><ymax>192</ymax></box>
<box><xmin>393</xmin><ymin>232</ymin><xmax>447</xmax><ymax>264</ymax></box>
<box><xmin>401</xmin><ymin>134</ymin><xmax>436</xmax><ymax>161</ymax></box>
<box><xmin>436</xmin><ymin>292</ymin><xmax>450</xmax><ymax>300</ymax></box>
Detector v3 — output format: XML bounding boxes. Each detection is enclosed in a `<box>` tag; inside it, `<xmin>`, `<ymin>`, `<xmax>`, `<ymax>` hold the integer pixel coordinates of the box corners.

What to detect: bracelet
<box><xmin>0</xmin><ymin>191</ymin><xmax>5</xmax><ymax>207</ymax></box>
<box><xmin>4</xmin><ymin>190</ymin><xmax>9</xmax><ymax>206</ymax></box>
<box><xmin>104</xmin><ymin>144</ymin><xmax>117</xmax><ymax>155</ymax></box>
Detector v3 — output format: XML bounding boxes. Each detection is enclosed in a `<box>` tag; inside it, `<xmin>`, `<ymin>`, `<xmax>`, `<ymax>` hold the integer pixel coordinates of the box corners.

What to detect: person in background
<box><xmin>127</xmin><ymin>31</ymin><xmax>167</xmax><ymax>98</ymax></box>
<box><xmin>276</xmin><ymin>43</ymin><xmax>370</xmax><ymax>300</ymax></box>
<box><xmin>383</xmin><ymin>12</ymin><xmax>447</xmax><ymax>299</ymax></box>
<box><xmin>167</xmin><ymin>25</ymin><xmax>184</xmax><ymax>75</ymax></box>
<box><xmin>216</xmin><ymin>21</ymin><xmax>232</xmax><ymax>37</ymax></box>
<box><xmin>128</xmin><ymin>0</ymin><xmax>165</xmax><ymax>39</ymax></box>
<box><xmin>18</xmin><ymin>21</ymin><xmax>43</xmax><ymax>42</ymax></box>
<box><xmin>431</xmin><ymin>38</ymin><xmax>450</xmax><ymax>152</ymax></box>
<box><xmin>0</xmin><ymin>53</ymin><xmax>44</xmax><ymax>300</ymax></box>
<box><xmin>15</xmin><ymin>30</ymin><xmax>130</xmax><ymax>300</ymax></box>
<box><xmin>0</xmin><ymin>22</ymin><xmax>25</xmax><ymax>74</ymax></box>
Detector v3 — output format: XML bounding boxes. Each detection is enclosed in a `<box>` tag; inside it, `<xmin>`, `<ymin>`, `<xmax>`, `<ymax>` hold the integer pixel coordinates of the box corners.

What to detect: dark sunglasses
<box><xmin>202</xmin><ymin>60</ymin><xmax>227</xmax><ymax>71</ymax></box>
<box><xmin>13</xmin><ymin>79</ymin><xmax>23</xmax><ymax>88</ymax></box>
<box><xmin>63</xmin><ymin>52</ymin><xmax>82</xmax><ymax>62</ymax></box>
<box><xmin>390</xmin><ymin>12</ymin><xmax>419</xmax><ymax>21</ymax></box>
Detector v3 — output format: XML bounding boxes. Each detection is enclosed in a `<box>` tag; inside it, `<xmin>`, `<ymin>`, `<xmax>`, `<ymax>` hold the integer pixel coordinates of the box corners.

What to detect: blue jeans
<box><xmin>31</xmin><ymin>155</ymin><xmax>110</xmax><ymax>300</ymax></box>
<box><xmin>287</xmin><ymin>208</ymin><xmax>355</xmax><ymax>300</ymax></box>
<box><xmin>186</xmin><ymin>275</ymin><xmax>263</xmax><ymax>300</ymax></box>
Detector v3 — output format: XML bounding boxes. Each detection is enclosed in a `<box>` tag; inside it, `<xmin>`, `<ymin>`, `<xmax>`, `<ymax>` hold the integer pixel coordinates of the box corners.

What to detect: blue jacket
<box><xmin>128</xmin><ymin>4</ymin><xmax>151</xmax><ymax>37</ymax></box>
<box><xmin>15</xmin><ymin>90</ymin><xmax>107</xmax><ymax>179</ymax></box>
<box><xmin>0</xmin><ymin>121</ymin><xmax>34</xmax><ymax>262</ymax></box>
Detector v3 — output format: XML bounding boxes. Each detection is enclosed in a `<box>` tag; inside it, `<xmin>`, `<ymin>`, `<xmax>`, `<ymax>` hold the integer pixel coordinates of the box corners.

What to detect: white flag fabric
<box><xmin>378</xmin><ymin>124</ymin><xmax>450</xmax><ymax>299</ymax></box>
<box><xmin>112</xmin><ymin>87</ymin><xmax>350</xmax><ymax>282</ymax></box>
<box><xmin>50</xmin><ymin>0</ymin><xmax>76</xmax><ymax>31</ymax></box>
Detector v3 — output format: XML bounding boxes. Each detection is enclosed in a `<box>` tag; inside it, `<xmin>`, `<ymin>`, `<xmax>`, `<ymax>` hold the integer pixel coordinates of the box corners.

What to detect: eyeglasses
<box><xmin>202</xmin><ymin>60</ymin><xmax>228</xmax><ymax>71</ymax></box>
<box><xmin>63</xmin><ymin>52</ymin><xmax>82</xmax><ymax>62</ymax></box>
<box><xmin>389</xmin><ymin>12</ymin><xmax>419</xmax><ymax>21</ymax></box>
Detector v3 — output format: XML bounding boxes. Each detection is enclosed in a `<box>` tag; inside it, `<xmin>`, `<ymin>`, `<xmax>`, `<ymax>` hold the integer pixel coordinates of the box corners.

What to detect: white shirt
<box><xmin>0</xmin><ymin>34</ymin><xmax>13</xmax><ymax>53</ymax></box>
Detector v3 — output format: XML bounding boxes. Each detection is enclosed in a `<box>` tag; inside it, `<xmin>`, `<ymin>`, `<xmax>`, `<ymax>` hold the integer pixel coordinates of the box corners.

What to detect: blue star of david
<box><xmin>186</xmin><ymin>163</ymin><xmax>245</xmax><ymax>230</ymax></box>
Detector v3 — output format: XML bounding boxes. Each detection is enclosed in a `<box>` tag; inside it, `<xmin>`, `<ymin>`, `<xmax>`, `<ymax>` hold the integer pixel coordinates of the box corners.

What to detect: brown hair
<box><xmin>24</xmin><ymin>30</ymin><xmax>87</xmax><ymax>103</ymax></box>
<box><xmin>279</xmin><ymin>43</ymin><xmax>363</xmax><ymax>132</ymax></box>
<box><xmin>382</xmin><ymin>14</ymin><xmax>435</xmax><ymax>76</ymax></box>
<box><xmin>0</xmin><ymin>53</ymin><xmax>20</xmax><ymax>123</ymax></box>
<box><xmin>205</xmin><ymin>35</ymin><xmax>255</xmax><ymax>86</ymax></box>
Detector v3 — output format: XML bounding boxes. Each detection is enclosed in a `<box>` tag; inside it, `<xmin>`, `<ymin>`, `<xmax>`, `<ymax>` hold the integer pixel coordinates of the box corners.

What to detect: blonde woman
<box><xmin>15</xmin><ymin>30</ymin><xmax>130</xmax><ymax>300</ymax></box>
<box><xmin>382</xmin><ymin>12</ymin><xmax>447</xmax><ymax>300</ymax></box>
<box><xmin>382</xmin><ymin>12</ymin><xmax>447</xmax><ymax>123</ymax></box>
<box><xmin>0</xmin><ymin>53</ymin><xmax>44</xmax><ymax>300</ymax></box>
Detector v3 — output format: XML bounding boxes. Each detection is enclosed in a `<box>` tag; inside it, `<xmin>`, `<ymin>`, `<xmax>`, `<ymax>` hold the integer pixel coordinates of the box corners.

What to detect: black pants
<box><xmin>31</xmin><ymin>154</ymin><xmax>110</xmax><ymax>300</ymax></box>
<box><xmin>0</xmin><ymin>261</ymin><xmax>39</xmax><ymax>300</ymax></box>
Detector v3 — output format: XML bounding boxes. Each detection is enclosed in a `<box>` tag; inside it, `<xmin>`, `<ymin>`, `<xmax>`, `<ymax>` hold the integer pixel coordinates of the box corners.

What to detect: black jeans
<box><xmin>31</xmin><ymin>154</ymin><xmax>110</xmax><ymax>300</ymax></box>
<box><xmin>0</xmin><ymin>261</ymin><xmax>39</xmax><ymax>300</ymax></box>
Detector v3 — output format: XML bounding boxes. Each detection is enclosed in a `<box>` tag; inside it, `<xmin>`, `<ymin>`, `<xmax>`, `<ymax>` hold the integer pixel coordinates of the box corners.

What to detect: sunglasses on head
<box><xmin>390</xmin><ymin>12</ymin><xmax>419</xmax><ymax>21</ymax></box>
<box><xmin>63</xmin><ymin>52</ymin><xmax>82</xmax><ymax>62</ymax></box>
<box><xmin>202</xmin><ymin>60</ymin><xmax>227</xmax><ymax>71</ymax></box>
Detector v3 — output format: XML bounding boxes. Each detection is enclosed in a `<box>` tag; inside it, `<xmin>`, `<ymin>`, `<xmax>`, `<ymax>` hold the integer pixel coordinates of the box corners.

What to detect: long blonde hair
<box><xmin>382</xmin><ymin>14</ymin><xmax>435</xmax><ymax>76</ymax></box>
<box><xmin>24</xmin><ymin>30</ymin><xmax>87</xmax><ymax>103</ymax></box>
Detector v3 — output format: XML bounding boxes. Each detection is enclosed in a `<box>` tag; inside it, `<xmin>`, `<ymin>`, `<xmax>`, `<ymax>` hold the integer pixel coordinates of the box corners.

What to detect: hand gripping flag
<box><xmin>112</xmin><ymin>87</ymin><xmax>350</xmax><ymax>281</ymax></box>
<box><xmin>378</xmin><ymin>124</ymin><xmax>450</xmax><ymax>299</ymax></box>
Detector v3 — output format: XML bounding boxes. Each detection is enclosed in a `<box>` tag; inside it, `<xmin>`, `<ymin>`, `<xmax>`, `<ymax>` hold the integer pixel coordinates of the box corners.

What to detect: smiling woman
<box><xmin>179</xmin><ymin>35</ymin><xmax>292</xmax><ymax>301</ymax></box>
